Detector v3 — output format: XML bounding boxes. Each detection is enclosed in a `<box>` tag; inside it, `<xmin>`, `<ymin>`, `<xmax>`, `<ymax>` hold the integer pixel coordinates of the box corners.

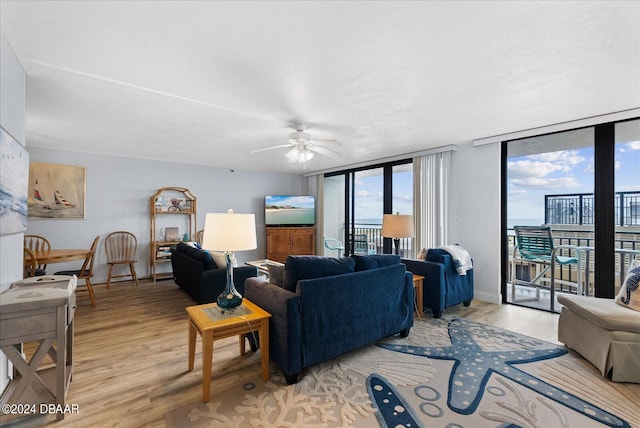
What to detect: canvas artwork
<box><xmin>28</xmin><ymin>162</ymin><xmax>86</xmax><ymax>219</ymax></box>
<box><xmin>0</xmin><ymin>127</ymin><xmax>29</xmax><ymax>236</ymax></box>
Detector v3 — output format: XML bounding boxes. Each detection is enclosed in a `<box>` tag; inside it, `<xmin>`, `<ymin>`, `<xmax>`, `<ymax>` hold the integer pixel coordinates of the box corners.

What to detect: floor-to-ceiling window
<box><xmin>503</xmin><ymin>118</ymin><xmax>639</xmax><ymax>312</ymax></box>
<box><xmin>323</xmin><ymin>159</ymin><xmax>413</xmax><ymax>257</ymax></box>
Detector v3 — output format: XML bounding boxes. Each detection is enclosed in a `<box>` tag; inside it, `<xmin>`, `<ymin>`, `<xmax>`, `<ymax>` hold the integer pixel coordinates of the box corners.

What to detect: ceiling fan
<box><xmin>251</xmin><ymin>125</ymin><xmax>342</xmax><ymax>164</ymax></box>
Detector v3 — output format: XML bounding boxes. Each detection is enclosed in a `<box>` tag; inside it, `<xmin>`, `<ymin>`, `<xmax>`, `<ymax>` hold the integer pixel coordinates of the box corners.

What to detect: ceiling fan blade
<box><xmin>309</xmin><ymin>139</ymin><xmax>341</xmax><ymax>146</ymax></box>
<box><xmin>308</xmin><ymin>145</ymin><xmax>342</xmax><ymax>158</ymax></box>
<box><xmin>250</xmin><ymin>144</ymin><xmax>293</xmax><ymax>154</ymax></box>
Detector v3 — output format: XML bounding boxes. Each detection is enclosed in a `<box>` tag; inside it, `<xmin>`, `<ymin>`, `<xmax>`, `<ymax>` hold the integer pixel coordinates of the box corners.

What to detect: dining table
<box><xmin>30</xmin><ymin>248</ymin><xmax>90</xmax><ymax>265</ymax></box>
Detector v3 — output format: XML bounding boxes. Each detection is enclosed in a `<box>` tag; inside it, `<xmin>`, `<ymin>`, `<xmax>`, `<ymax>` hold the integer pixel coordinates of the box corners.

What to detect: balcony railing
<box><xmin>508</xmin><ymin>227</ymin><xmax>640</xmax><ymax>294</ymax></box>
<box><xmin>545</xmin><ymin>191</ymin><xmax>640</xmax><ymax>226</ymax></box>
<box><xmin>335</xmin><ymin>224</ymin><xmax>413</xmax><ymax>258</ymax></box>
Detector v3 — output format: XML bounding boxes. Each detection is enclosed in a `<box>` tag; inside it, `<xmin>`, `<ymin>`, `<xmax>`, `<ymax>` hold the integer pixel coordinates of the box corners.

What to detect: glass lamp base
<box><xmin>217</xmin><ymin>292</ymin><xmax>243</xmax><ymax>309</ymax></box>
<box><xmin>217</xmin><ymin>252</ymin><xmax>243</xmax><ymax>309</ymax></box>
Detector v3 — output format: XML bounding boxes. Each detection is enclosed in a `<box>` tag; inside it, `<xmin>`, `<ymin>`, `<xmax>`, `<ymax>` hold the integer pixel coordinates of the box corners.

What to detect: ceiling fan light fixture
<box><xmin>285</xmin><ymin>146</ymin><xmax>315</xmax><ymax>163</ymax></box>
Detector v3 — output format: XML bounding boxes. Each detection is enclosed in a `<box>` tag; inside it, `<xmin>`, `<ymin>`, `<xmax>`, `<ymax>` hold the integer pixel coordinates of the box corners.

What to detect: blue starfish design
<box><xmin>377</xmin><ymin>318</ymin><xmax>629</xmax><ymax>428</ymax></box>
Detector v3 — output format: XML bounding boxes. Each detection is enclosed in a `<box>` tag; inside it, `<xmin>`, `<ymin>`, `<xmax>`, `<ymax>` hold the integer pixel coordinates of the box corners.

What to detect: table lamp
<box><xmin>381</xmin><ymin>213</ymin><xmax>414</xmax><ymax>255</ymax></box>
<box><xmin>202</xmin><ymin>210</ymin><xmax>257</xmax><ymax>309</ymax></box>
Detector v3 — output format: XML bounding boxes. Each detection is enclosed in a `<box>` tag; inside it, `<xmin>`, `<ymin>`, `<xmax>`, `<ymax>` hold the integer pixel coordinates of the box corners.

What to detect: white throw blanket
<box><xmin>437</xmin><ymin>244</ymin><xmax>473</xmax><ymax>275</ymax></box>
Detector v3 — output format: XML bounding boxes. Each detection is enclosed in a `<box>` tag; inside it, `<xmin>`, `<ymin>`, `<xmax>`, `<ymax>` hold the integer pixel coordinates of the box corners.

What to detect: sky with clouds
<box><xmin>508</xmin><ymin>141</ymin><xmax>640</xmax><ymax>225</ymax></box>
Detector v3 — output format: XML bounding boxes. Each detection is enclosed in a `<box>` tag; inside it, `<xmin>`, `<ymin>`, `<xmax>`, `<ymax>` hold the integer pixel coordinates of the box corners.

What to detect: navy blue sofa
<box><xmin>245</xmin><ymin>254</ymin><xmax>414</xmax><ymax>384</ymax></box>
<box><xmin>402</xmin><ymin>248</ymin><xmax>473</xmax><ymax>318</ymax></box>
<box><xmin>170</xmin><ymin>243</ymin><xmax>258</xmax><ymax>304</ymax></box>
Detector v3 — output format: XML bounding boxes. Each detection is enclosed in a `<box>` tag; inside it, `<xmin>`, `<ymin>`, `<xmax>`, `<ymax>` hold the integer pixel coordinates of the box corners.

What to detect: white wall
<box><xmin>26</xmin><ymin>146</ymin><xmax>305</xmax><ymax>283</ymax></box>
<box><xmin>0</xmin><ymin>32</ymin><xmax>26</xmax><ymax>393</ymax></box>
<box><xmin>449</xmin><ymin>141</ymin><xmax>502</xmax><ymax>304</ymax></box>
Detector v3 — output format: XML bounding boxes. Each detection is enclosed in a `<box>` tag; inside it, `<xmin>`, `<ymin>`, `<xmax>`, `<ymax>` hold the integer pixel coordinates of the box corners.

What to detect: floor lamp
<box><xmin>202</xmin><ymin>209</ymin><xmax>257</xmax><ymax>309</ymax></box>
<box><xmin>382</xmin><ymin>213</ymin><xmax>414</xmax><ymax>256</ymax></box>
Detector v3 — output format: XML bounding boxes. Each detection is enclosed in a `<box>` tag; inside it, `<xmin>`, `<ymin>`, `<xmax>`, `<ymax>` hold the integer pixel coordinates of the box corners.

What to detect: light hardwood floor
<box><xmin>9</xmin><ymin>279</ymin><xmax>568</xmax><ymax>427</ymax></box>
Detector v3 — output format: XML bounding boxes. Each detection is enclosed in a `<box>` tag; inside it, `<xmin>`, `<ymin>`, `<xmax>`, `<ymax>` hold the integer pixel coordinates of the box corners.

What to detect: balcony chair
<box><xmin>324</xmin><ymin>237</ymin><xmax>344</xmax><ymax>257</ymax></box>
<box><xmin>55</xmin><ymin>236</ymin><xmax>99</xmax><ymax>307</ymax></box>
<box><xmin>104</xmin><ymin>231</ymin><xmax>140</xmax><ymax>288</ymax></box>
<box><xmin>24</xmin><ymin>234</ymin><xmax>51</xmax><ymax>276</ymax></box>
<box><xmin>350</xmin><ymin>233</ymin><xmax>369</xmax><ymax>254</ymax></box>
<box><xmin>511</xmin><ymin>225</ymin><xmax>583</xmax><ymax>312</ymax></box>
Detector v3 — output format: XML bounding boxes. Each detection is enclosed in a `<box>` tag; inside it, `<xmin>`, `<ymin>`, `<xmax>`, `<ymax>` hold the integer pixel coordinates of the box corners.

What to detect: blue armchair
<box><xmin>402</xmin><ymin>248</ymin><xmax>473</xmax><ymax>317</ymax></box>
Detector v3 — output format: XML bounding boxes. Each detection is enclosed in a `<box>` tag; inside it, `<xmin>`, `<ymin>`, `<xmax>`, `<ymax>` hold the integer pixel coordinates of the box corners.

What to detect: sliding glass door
<box><xmin>323</xmin><ymin>159</ymin><xmax>413</xmax><ymax>257</ymax></box>
<box><xmin>504</xmin><ymin>118</ymin><xmax>639</xmax><ymax>312</ymax></box>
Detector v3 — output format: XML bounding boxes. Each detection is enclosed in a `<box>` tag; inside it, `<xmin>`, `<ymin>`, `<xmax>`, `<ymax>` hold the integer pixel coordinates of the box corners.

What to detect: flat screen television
<box><xmin>265</xmin><ymin>195</ymin><xmax>315</xmax><ymax>227</ymax></box>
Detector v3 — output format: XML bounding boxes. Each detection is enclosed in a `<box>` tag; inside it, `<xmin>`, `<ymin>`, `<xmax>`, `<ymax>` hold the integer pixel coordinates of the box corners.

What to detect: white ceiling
<box><xmin>1</xmin><ymin>1</ymin><xmax>639</xmax><ymax>174</ymax></box>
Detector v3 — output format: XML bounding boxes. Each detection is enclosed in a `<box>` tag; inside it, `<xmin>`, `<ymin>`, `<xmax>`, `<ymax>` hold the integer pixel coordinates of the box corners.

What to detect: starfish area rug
<box><xmin>165</xmin><ymin>317</ymin><xmax>640</xmax><ymax>427</ymax></box>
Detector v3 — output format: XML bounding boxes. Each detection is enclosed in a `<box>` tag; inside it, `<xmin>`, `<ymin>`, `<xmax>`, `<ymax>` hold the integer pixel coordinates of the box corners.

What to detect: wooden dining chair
<box><xmin>24</xmin><ymin>234</ymin><xmax>51</xmax><ymax>276</ymax></box>
<box><xmin>195</xmin><ymin>229</ymin><xmax>204</xmax><ymax>246</ymax></box>
<box><xmin>55</xmin><ymin>236</ymin><xmax>99</xmax><ymax>307</ymax></box>
<box><xmin>23</xmin><ymin>247</ymin><xmax>37</xmax><ymax>278</ymax></box>
<box><xmin>104</xmin><ymin>231</ymin><xmax>139</xmax><ymax>288</ymax></box>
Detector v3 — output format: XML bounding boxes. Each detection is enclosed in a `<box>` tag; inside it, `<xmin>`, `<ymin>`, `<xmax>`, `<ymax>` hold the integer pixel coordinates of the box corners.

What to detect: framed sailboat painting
<box><xmin>28</xmin><ymin>162</ymin><xmax>86</xmax><ymax>219</ymax></box>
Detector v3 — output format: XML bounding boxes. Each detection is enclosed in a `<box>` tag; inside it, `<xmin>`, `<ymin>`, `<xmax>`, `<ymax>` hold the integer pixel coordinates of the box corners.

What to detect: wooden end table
<box><xmin>186</xmin><ymin>299</ymin><xmax>271</xmax><ymax>402</ymax></box>
<box><xmin>412</xmin><ymin>274</ymin><xmax>424</xmax><ymax>318</ymax></box>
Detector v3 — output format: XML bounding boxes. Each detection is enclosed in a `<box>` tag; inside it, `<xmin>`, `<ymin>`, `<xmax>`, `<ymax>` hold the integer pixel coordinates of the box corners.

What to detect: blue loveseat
<box><xmin>402</xmin><ymin>248</ymin><xmax>473</xmax><ymax>318</ymax></box>
<box><xmin>170</xmin><ymin>243</ymin><xmax>258</xmax><ymax>304</ymax></box>
<box><xmin>245</xmin><ymin>254</ymin><xmax>414</xmax><ymax>384</ymax></box>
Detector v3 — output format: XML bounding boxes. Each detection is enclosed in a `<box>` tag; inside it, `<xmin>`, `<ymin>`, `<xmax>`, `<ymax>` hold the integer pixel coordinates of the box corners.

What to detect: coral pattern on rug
<box><xmin>165</xmin><ymin>317</ymin><xmax>633</xmax><ymax>428</ymax></box>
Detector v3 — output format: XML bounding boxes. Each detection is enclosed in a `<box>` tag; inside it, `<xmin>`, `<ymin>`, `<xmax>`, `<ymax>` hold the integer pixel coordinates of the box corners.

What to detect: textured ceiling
<box><xmin>1</xmin><ymin>1</ymin><xmax>639</xmax><ymax>174</ymax></box>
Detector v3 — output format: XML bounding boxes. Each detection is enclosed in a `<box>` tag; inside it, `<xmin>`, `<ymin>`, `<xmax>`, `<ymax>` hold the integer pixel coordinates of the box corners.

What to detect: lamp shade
<box><xmin>381</xmin><ymin>214</ymin><xmax>414</xmax><ymax>238</ymax></box>
<box><xmin>202</xmin><ymin>210</ymin><xmax>257</xmax><ymax>252</ymax></box>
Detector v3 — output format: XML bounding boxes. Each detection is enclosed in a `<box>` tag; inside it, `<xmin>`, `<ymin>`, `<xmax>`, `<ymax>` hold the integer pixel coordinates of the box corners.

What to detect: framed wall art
<box><xmin>28</xmin><ymin>162</ymin><xmax>86</xmax><ymax>219</ymax></box>
<box><xmin>0</xmin><ymin>127</ymin><xmax>29</xmax><ymax>235</ymax></box>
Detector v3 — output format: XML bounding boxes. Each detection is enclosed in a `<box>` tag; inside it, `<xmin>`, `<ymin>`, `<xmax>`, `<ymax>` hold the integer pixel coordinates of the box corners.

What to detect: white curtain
<box><xmin>413</xmin><ymin>151</ymin><xmax>450</xmax><ymax>252</ymax></box>
<box><xmin>305</xmin><ymin>174</ymin><xmax>324</xmax><ymax>255</ymax></box>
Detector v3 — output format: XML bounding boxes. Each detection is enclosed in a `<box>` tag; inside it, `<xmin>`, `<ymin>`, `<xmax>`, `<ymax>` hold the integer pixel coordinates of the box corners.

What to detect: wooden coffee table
<box><xmin>186</xmin><ymin>299</ymin><xmax>271</xmax><ymax>402</ymax></box>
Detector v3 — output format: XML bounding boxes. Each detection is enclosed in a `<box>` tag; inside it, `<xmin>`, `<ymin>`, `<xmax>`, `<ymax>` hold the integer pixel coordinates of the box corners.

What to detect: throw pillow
<box><xmin>352</xmin><ymin>254</ymin><xmax>400</xmax><ymax>271</ymax></box>
<box><xmin>615</xmin><ymin>259</ymin><xmax>640</xmax><ymax>311</ymax></box>
<box><xmin>283</xmin><ymin>255</ymin><xmax>356</xmax><ymax>292</ymax></box>
<box><xmin>209</xmin><ymin>251</ymin><xmax>238</xmax><ymax>269</ymax></box>
<box><xmin>268</xmin><ymin>264</ymin><xmax>285</xmax><ymax>288</ymax></box>
<box><xmin>417</xmin><ymin>248</ymin><xmax>427</xmax><ymax>260</ymax></box>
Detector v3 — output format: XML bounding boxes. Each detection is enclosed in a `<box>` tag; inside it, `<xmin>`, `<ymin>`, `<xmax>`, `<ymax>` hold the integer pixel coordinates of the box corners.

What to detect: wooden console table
<box><xmin>0</xmin><ymin>276</ymin><xmax>77</xmax><ymax>421</ymax></box>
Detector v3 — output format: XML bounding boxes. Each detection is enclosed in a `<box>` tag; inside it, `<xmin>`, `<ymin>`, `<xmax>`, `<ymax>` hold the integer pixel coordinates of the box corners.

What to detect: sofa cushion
<box><xmin>268</xmin><ymin>264</ymin><xmax>286</xmax><ymax>288</ymax></box>
<box><xmin>558</xmin><ymin>295</ymin><xmax>640</xmax><ymax>333</ymax></box>
<box><xmin>352</xmin><ymin>254</ymin><xmax>400</xmax><ymax>271</ymax></box>
<box><xmin>177</xmin><ymin>243</ymin><xmax>216</xmax><ymax>270</ymax></box>
<box><xmin>283</xmin><ymin>256</ymin><xmax>356</xmax><ymax>292</ymax></box>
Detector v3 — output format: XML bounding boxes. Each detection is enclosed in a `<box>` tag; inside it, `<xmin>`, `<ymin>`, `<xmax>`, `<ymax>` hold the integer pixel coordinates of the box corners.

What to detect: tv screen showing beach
<box><xmin>265</xmin><ymin>195</ymin><xmax>315</xmax><ymax>226</ymax></box>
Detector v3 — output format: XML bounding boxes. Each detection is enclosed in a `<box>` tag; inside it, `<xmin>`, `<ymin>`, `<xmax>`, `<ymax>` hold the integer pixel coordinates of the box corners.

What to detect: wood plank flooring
<box><xmin>2</xmin><ymin>278</ymin><xmax>616</xmax><ymax>427</ymax></box>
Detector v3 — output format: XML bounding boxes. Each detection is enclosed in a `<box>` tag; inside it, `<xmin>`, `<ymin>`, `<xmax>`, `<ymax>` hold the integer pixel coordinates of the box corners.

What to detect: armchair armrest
<box><xmin>402</xmin><ymin>258</ymin><xmax>446</xmax><ymax>316</ymax></box>
<box><xmin>245</xmin><ymin>278</ymin><xmax>302</xmax><ymax>379</ymax></box>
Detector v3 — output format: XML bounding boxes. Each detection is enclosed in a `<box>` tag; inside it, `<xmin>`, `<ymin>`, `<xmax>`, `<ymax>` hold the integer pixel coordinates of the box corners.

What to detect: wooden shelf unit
<box><xmin>150</xmin><ymin>187</ymin><xmax>196</xmax><ymax>282</ymax></box>
<box><xmin>266</xmin><ymin>227</ymin><xmax>316</xmax><ymax>263</ymax></box>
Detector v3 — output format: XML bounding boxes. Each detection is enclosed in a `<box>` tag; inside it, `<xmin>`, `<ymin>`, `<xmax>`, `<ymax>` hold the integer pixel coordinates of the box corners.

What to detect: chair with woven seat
<box><xmin>55</xmin><ymin>236</ymin><xmax>99</xmax><ymax>307</ymax></box>
<box><xmin>511</xmin><ymin>225</ymin><xmax>583</xmax><ymax>312</ymax></box>
<box><xmin>24</xmin><ymin>234</ymin><xmax>51</xmax><ymax>276</ymax></box>
<box><xmin>104</xmin><ymin>231</ymin><xmax>140</xmax><ymax>288</ymax></box>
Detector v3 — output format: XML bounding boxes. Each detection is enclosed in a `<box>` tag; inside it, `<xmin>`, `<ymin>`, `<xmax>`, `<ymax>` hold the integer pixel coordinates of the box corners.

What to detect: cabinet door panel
<box><xmin>291</xmin><ymin>232</ymin><xmax>315</xmax><ymax>255</ymax></box>
<box><xmin>266</xmin><ymin>229</ymin><xmax>290</xmax><ymax>263</ymax></box>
